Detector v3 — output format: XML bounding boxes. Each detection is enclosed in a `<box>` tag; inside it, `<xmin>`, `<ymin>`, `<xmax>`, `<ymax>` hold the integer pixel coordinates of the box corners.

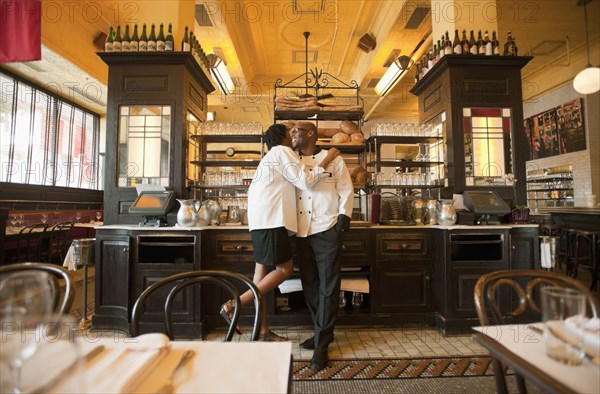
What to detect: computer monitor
<box><xmin>129</xmin><ymin>191</ymin><xmax>175</xmax><ymax>226</ymax></box>
<box><xmin>463</xmin><ymin>190</ymin><xmax>511</xmax><ymax>215</ymax></box>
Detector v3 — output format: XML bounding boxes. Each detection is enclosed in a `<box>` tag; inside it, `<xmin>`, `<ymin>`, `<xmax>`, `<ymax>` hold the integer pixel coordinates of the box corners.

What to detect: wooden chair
<box><xmin>130</xmin><ymin>270</ymin><xmax>263</xmax><ymax>341</ymax></box>
<box><xmin>474</xmin><ymin>269</ymin><xmax>598</xmax><ymax>394</ymax></box>
<box><xmin>0</xmin><ymin>262</ymin><xmax>75</xmax><ymax>314</ymax></box>
<box><xmin>42</xmin><ymin>221</ymin><xmax>74</xmax><ymax>263</ymax></box>
<box><xmin>9</xmin><ymin>223</ymin><xmax>48</xmax><ymax>262</ymax></box>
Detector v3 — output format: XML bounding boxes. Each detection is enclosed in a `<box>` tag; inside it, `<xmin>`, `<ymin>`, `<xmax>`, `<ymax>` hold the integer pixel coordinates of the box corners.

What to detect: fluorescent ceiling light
<box><xmin>374</xmin><ymin>55</ymin><xmax>414</xmax><ymax>96</ymax></box>
<box><xmin>208</xmin><ymin>54</ymin><xmax>234</xmax><ymax>95</ymax></box>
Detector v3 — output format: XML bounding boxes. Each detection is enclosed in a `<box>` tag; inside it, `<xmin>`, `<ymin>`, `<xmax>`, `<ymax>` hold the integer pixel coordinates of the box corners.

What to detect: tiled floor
<box><xmin>203</xmin><ymin>326</ymin><xmax>486</xmax><ymax>360</ymax></box>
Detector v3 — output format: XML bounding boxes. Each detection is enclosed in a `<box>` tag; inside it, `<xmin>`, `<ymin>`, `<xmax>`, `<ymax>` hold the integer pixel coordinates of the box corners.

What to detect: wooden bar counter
<box><xmin>93</xmin><ymin>223</ymin><xmax>539</xmax><ymax>336</ymax></box>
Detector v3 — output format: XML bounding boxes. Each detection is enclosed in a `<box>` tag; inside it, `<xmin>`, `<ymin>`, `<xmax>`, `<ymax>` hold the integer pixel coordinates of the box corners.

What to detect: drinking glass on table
<box><xmin>41</xmin><ymin>213</ymin><xmax>49</xmax><ymax>224</ymax></box>
<box><xmin>75</xmin><ymin>212</ymin><xmax>82</xmax><ymax>223</ymax></box>
<box><xmin>541</xmin><ymin>286</ymin><xmax>586</xmax><ymax>365</ymax></box>
<box><xmin>95</xmin><ymin>211</ymin><xmax>102</xmax><ymax>223</ymax></box>
<box><xmin>9</xmin><ymin>215</ymin><xmax>18</xmax><ymax>230</ymax></box>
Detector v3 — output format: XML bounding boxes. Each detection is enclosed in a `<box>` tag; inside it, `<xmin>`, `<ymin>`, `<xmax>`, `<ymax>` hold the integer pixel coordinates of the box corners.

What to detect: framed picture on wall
<box><xmin>556</xmin><ymin>98</ymin><xmax>586</xmax><ymax>153</ymax></box>
<box><xmin>530</xmin><ymin>108</ymin><xmax>559</xmax><ymax>159</ymax></box>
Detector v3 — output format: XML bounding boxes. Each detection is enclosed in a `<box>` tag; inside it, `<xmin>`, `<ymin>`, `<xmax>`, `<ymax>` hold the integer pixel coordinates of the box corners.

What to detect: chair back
<box><xmin>13</xmin><ymin>223</ymin><xmax>48</xmax><ymax>262</ymax></box>
<box><xmin>131</xmin><ymin>270</ymin><xmax>263</xmax><ymax>341</ymax></box>
<box><xmin>474</xmin><ymin>269</ymin><xmax>599</xmax><ymax>326</ymax></box>
<box><xmin>0</xmin><ymin>262</ymin><xmax>75</xmax><ymax>314</ymax></box>
<box><xmin>45</xmin><ymin>221</ymin><xmax>74</xmax><ymax>263</ymax></box>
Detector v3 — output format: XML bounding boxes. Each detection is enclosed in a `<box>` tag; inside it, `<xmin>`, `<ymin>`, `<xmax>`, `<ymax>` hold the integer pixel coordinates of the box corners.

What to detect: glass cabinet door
<box><xmin>117</xmin><ymin>105</ymin><xmax>171</xmax><ymax>187</ymax></box>
<box><xmin>463</xmin><ymin>107</ymin><xmax>513</xmax><ymax>187</ymax></box>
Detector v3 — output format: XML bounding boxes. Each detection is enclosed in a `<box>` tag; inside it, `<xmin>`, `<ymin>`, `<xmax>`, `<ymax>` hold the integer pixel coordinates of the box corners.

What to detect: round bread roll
<box><xmin>331</xmin><ymin>132</ymin><xmax>351</xmax><ymax>143</ymax></box>
<box><xmin>351</xmin><ymin>133</ymin><xmax>365</xmax><ymax>143</ymax></box>
<box><xmin>340</xmin><ymin>120</ymin><xmax>360</xmax><ymax>134</ymax></box>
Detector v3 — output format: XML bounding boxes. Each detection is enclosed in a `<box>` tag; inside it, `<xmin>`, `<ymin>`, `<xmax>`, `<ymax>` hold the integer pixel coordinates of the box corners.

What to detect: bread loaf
<box><xmin>331</xmin><ymin>132</ymin><xmax>351</xmax><ymax>143</ymax></box>
<box><xmin>351</xmin><ymin>165</ymin><xmax>367</xmax><ymax>186</ymax></box>
<box><xmin>350</xmin><ymin>133</ymin><xmax>365</xmax><ymax>143</ymax></box>
<box><xmin>340</xmin><ymin>120</ymin><xmax>360</xmax><ymax>134</ymax></box>
<box><xmin>317</xmin><ymin>128</ymin><xmax>340</xmax><ymax>138</ymax></box>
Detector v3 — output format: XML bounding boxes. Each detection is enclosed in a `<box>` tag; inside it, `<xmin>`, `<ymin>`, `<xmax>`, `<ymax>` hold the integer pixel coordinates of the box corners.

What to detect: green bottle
<box><xmin>181</xmin><ymin>26</ymin><xmax>190</xmax><ymax>52</ymax></box>
<box><xmin>139</xmin><ymin>23</ymin><xmax>148</xmax><ymax>51</ymax></box>
<box><xmin>130</xmin><ymin>24</ymin><xmax>139</xmax><ymax>52</ymax></box>
<box><xmin>165</xmin><ymin>23</ymin><xmax>174</xmax><ymax>51</ymax></box>
<box><xmin>148</xmin><ymin>23</ymin><xmax>157</xmax><ymax>51</ymax></box>
<box><xmin>113</xmin><ymin>25</ymin><xmax>122</xmax><ymax>52</ymax></box>
<box><xmin>156</xmin><ymin>23</ymin><xmax>165</xmax><ymax>51</ymax></box>
<box><xmin>122</xmin><ymin>25</ymin><xmax>131</xmax><ymax>51</ymax></box>
<box><xmin>105</xmin><ymin>26</ymin><xmax>114</xmax><ymax>52</ymax></box>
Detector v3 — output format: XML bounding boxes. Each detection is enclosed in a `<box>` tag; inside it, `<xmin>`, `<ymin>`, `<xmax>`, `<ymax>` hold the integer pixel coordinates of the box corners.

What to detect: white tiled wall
<box><xmin>523</xmin><ymin>84</ymin><xmax>600</xmax><ymax>207</ymax></box>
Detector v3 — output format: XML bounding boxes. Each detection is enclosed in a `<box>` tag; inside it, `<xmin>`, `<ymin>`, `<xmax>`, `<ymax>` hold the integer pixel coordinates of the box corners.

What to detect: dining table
<box><xmin>473</xmin><ymin>323</ymin><xmax>599</xmax><ymax>394</ymax></box>
<box><xmin>3</xmin><ymin>333</ymin><xmax>293</xmax><ymax>394</ymax></box>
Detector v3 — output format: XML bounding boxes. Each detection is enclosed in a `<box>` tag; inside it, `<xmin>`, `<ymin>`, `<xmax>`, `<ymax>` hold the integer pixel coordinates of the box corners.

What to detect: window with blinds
<box><xmin>0</xmin><ymin>72</ymin><xmax>101</xmax><ymax>189</ymax></box>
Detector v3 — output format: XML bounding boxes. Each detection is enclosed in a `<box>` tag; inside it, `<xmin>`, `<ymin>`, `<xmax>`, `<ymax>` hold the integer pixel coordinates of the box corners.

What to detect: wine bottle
<box><xmin>122</xmin><ymin>25</ymin><xmax>131</xmax><ymax>52</ymax></box>
<box><xmin>427</xmin><ymin>50</ymin><xmax>434</xmax><ymax>69</ymax></box>
<box><xmin>113</xmin><ymin>25</ymin><xmax>122</xmax><ymax>52</ymax></box>
<box><xmin>461</xmin><ymin>30</ymin><xmax>470</xmax><ymax>54</ymax></box>
<box><xmin>105</xmin><ymin>26</ymin><xmax>114</xmax><ymax>52</ymax></box>
<box><xmin>433</xmin><ymin>44</ymin><xmax>440</xmax><ymax>63</ymax></box>
<box><xmin>483</xmin><ymin>31</ymin><xmax>492</xmax><ymax>56</ymax></box>
<box><xmin>148</xmin><ymin>23</ymin><xmax>157</xmax><ymax>51</ymax></box>
<box><xmin>182</xmin><ymin>26</ymin><xmax>190</xmax><ymax>51</ymax></box>
<box><xmin>504</xmin><ymin>31</ymin><xmax>517</xmax><ymax>56</ymax></box>
<box><xmin>438</xmin><ymin>37</ymin><xmax>445</xmax><ymax>58</ymax></box>
<box><xmin>453</xmin><ymin>29</ymin><xmax>462</xmax><ymax>54</ymax></box>
<box><xmin>165</xmin><ymin>23</ymin><xmax>174</xmax><ymax>51</ymax></box>
<box><xmin>492</xmin><ymin>31</ymin><xmax>500</xmax><ymax>55</ymax></box>
<box><xmin>476</xmin><ymin>30</ymin><xmax>484</xmax><ymax>55</ymax></box>
<box><xmin>139</xmin><ymin>23</ymin><xmax>148</xmax><ymax>51</ymax></box>
<box><xmin>421</xmin><ymin>55</ymin><xmax>429</xmax><ymax>75</ymax></box>
<box><xmin>469</xmin><ymin>30</ymin><xmax>477</xmax><ymax>55</ymax></box>
<box><xmin>444</xmin><ymin>31</ymin><xmax>452</xmax><ymax>55</ymax></box>
<box><xmin>130</xmin><ymin>24</ymin><xmax>139</xmax><ymax>52</ymax></box>
<box><xmin>415</xmin><ymin>61</ymin><xmax>421</xmax><ymax>82</ymax></box>
<box><xmin>156</xmin><ymin>23</ymin><xmax>165</xmax><ymax>51</ymax></box>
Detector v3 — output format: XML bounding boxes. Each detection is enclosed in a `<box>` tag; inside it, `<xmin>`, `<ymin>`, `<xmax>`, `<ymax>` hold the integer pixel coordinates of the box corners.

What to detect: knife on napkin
<box><xmin>37</xmin><ymin>345</ymin><xmax>106</xmax><ymax>393</ymax></box>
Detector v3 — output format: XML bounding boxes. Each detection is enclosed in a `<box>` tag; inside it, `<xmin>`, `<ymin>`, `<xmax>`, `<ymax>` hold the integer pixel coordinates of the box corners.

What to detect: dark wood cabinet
<box><xmin>510</xmin><ymin>227</ymin><xmax>540</xmax><ymax>270</ymax></box>
<box><xmin>373</xmin><ymin>230</ymin><xmax>434</xmax><ymax>314</ymax></box>
<box><xmin>93</xmin><ymin>231</ymin><xmax>131</xmax><ymax>331</ymax></box>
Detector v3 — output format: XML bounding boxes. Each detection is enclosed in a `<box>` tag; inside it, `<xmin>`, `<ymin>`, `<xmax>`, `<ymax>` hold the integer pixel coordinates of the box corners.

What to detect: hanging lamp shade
<box><xmin>573</xmin><ymin>66</ymin><xmax>600</xmax><ymax>95</ymax></box>
<box><xmin>573</xmin><ymin>0</ymin><xmax>600</xmax><ymax>94</ymax></box>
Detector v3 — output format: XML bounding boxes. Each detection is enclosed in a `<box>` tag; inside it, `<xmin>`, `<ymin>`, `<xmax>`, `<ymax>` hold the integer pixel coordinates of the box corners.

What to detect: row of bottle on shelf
<box><xmin>415</xmin><ymin>30</ymin><xmax>518</xmax><ymax>82</ymax></box>
<box><xmin>104</xmin><ymin>24</ymin><xmax>210</xmax><ymax>69</ymax></box>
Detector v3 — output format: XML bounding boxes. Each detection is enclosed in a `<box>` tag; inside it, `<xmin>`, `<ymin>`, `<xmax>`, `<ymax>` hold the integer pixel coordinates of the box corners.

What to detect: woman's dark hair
<box><xmin>265</xmin><ymin>124</ymin><xmax>288</xmax><ymax>149</ymax></box>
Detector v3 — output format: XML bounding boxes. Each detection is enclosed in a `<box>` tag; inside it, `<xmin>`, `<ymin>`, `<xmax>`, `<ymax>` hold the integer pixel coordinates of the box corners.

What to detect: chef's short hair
<box><xmin>265</xmin><ymin>124</ymin><xmax>288</xmax><ymax>149</ymax></box>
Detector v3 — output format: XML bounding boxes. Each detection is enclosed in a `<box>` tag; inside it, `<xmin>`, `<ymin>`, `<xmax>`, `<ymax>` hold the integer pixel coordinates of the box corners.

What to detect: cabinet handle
<box><xmin>401</xmin><ymin>244</ymin><xmax>408</xmax><ymax>249</ymax></box>
<box><xmin>425</xmin><ymin>276</ymin><xmax>431</xmax><ymax>280</ymax></box>
<box><xmin>342</xmin><ymin>245</ymin><xmax>346</xmax><ymax>251</ymax></box>
<box><xmin>512</xmin><ymin>245</ymin><xmax>516</xmax><ymax>250</ymax></box>
<box><xmin>236</xmin><ymin>245</ymin><xmax>246</xmax><ymax>251</ymax></box>
<box><xmin>123</xmin><ymin>247</ymin><xmax>129</xmax><ymax>252</ymax></box>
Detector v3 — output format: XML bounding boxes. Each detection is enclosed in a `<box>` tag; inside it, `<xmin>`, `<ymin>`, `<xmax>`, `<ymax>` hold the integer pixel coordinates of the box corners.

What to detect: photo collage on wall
<box><xmin>524</xmin><ymin>98</ymin><xmax>586</xmax><ymax>159</ymax></box>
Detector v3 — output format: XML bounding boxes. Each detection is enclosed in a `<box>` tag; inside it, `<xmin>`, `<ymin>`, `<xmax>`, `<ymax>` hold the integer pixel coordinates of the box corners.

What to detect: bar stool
<box><xmin>573</xmin><ymin>229</ymin><xmax>600</xmax><ymax>291</ymax></box>
<box><xmin>559</xmin><ymin>228</ymin><xmax>577</xmax><ymax>274</ymax></box>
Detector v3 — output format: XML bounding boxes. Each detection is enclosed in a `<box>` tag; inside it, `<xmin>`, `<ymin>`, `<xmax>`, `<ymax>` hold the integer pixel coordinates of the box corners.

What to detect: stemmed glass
<box><xmin>95</xmin><ymin>212</ymin><xmax>102</xmax><ymax>223</ymax></box>
<box><xmin>0</xmin><ymin>271</ymin><xmax>57</xmax><ymax>394</ymax></box>
<box><xmin>75</xmin><ymin>212</ymin><xmax>82</xmax><ymax>223</ymax></box>
<box><xmin>9</xmin><ymin>215</ymin><xmax>18</xmax><ymax>230</ymax></box>
<box><xmin>41</xmin><ymin>213</ymin><xmax>49</xmax><ymax>225</ymax></box>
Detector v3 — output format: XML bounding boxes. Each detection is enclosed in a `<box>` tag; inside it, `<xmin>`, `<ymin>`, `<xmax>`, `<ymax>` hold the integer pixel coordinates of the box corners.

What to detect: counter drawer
<box><xmin>340</xmin><ymin>230</ymin><xmax>371</xmax><ymax>262</ymax></box>
<box><xmin>202</xmin><ymin>231</ymin><xmax>254</xmax><ymax>266</ymax></box>
<box><xmin>375</xmin><ymin>231</ymin><xmax>433</xmax><ymax>261</ymax></box>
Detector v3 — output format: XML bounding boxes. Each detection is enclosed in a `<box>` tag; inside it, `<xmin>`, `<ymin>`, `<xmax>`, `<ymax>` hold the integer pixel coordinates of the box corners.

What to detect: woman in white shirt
<box><xmin>220</xmin><ymin>123</ymin><xmax>338</xmax><ymax>341</ymax></box>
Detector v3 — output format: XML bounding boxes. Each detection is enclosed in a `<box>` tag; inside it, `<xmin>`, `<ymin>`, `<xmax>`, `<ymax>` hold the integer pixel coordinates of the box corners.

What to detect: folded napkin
<box><xmin>540</xmin><ymin>242</ymin><xmax>552</xmax><ymax>269</ymax></box>
<box><xmin>84</xmin><ymin>333</ymin><xmax>170</xmax><ymax>393</ymax></box>
<box><xmin>565</xmin><ymin>316</ymin><xmax>600</xmax><ymax>358</ymax></box>
<box><xmin>278</xmin><ymin>278</ymin><xmax>303</xmax><ymax>294</ymax></box>
<box><xmin>340</xmin><ymin>277</ymin><xmax>370</xmax><ymax>294</ymax></box>
<box><xmin>63</xmin><ymin>245</ymin><xmax>76</xmax><ymax>271</ymax></box>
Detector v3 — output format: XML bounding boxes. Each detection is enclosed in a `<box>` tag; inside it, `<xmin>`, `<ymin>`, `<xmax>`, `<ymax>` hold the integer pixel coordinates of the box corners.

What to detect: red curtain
<box><xmin>0</xmin><ymin>0</ymin><xmax>42</xmax><ymax>63</ymax></box>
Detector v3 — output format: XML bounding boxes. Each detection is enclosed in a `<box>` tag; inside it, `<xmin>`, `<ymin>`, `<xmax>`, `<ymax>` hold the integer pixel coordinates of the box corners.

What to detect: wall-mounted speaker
<box><xmin>357</xmin><ymin>33</ymin><xmax>376</xmax><ymax>53</ymax></box>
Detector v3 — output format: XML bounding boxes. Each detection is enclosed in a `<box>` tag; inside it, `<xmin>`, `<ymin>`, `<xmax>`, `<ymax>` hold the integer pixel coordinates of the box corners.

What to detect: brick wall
<box><xmin>523</xmin><ymin>84</ymin><xmax>600</xmax><ymax>207</ymax></box>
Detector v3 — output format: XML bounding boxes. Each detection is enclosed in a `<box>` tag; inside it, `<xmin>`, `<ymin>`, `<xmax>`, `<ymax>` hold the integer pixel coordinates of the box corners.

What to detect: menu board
<box><xmin>524</xmin><ymin>98</ymin><xmax>586</xmax><ymax>159</ymax></box>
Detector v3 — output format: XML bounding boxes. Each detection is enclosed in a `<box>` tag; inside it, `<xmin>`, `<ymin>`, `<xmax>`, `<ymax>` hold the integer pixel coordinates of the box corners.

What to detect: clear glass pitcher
<box><xmin>176</xmin><ymin>199</ymin><xmax>199</xmax><ymax>227</ymax></box>
<box><xmin>437</xmin><ymin>199</ymin><xmax>457</xmax><ymax>226</ymax></box>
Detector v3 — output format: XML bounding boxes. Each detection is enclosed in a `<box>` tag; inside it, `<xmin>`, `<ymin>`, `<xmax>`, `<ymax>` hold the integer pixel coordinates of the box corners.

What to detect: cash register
<box><xmin>462</xmin><ymin>190</ymin><xmax>511</xmax><ymax>225</ymax></box>
<box><xmin>129</xmin><ymin>190</ymin><xmax>175</xmax><ymax>227</ymax></box>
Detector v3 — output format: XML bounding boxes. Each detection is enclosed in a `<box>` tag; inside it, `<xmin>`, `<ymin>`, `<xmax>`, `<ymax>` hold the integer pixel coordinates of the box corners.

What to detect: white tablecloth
<box><xmin>474</xmin><ymin>324</ymin><xmax>599</xmax><ymax>393</ymax></box>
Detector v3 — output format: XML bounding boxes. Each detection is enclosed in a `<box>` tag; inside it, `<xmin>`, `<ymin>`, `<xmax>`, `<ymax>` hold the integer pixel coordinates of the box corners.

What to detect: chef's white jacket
<box><xmin>247</xmin><ymin>145</ymin><xmax>328</xmax><ymax>233</ymax></box>
<box><xmin>295</xmin><ymin>150</ymin><xmax>354</xmax><ymax>237</ymax></box>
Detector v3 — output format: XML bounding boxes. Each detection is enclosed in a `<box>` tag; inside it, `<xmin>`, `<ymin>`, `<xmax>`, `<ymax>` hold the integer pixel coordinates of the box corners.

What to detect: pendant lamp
<box><xmin>573</xmin><ymin>0</ymin><xmax>600</xmax><ymax>95</ymax></box>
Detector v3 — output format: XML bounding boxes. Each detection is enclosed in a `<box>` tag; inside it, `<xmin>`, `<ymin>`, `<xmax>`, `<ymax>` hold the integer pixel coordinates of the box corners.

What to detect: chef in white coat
<box><xmin>220</xmin><ymin>123</ymin><xmax>339</xmax><ymax>341</ymax></box>
<box><xmin>291</xmin><ymin>121</ymin><xmax>354</xmax><ymax>370</ymax></box>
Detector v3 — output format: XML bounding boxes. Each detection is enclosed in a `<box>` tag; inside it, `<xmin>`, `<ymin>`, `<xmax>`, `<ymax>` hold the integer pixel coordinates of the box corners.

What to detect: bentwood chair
<box><xmin>9</xmin><ymin>223</ymin><xmax>48</xmax><ymax>262</ymax></box>
<box><xmin>131</xmin><ymin>270</ymin><xmax>263</xmax><ymax>341</ymax></box>
<box><xmin>0</xmin><ymin>262</ymin><xmax>75</xmax><ymax>314</ymax></box>
<box><xmin>474</xmin><ymin>270</ymin><xmax>598</xmax><ymax>394</ymax></box>
<box><xmin>42</xmin><ymin>221</ymin><xmax>74</xmax><ymax>263</ymax></box>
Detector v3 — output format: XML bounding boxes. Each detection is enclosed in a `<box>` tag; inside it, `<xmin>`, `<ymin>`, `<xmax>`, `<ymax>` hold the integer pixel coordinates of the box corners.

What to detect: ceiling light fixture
<box><xmin>573</xmin><ymin>0</ymin><xmax>600</xmax><ymax>95</ymax></box>
<box><xmin>374</xmin><ymin>55</ymin><xmax>414</xmax><ymax>96</ymax></box>
<box><xmin>207</xmin><ymin>54</ymin><xmax>234</xmax><ymax>95</ymax></box>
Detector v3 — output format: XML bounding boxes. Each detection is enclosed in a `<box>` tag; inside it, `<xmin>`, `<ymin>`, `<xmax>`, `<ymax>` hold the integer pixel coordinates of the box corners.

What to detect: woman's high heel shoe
<box><xmin>220</xmin><ymin>300</ymin><xmax>242</xmax><ymax>335</ymax></box>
